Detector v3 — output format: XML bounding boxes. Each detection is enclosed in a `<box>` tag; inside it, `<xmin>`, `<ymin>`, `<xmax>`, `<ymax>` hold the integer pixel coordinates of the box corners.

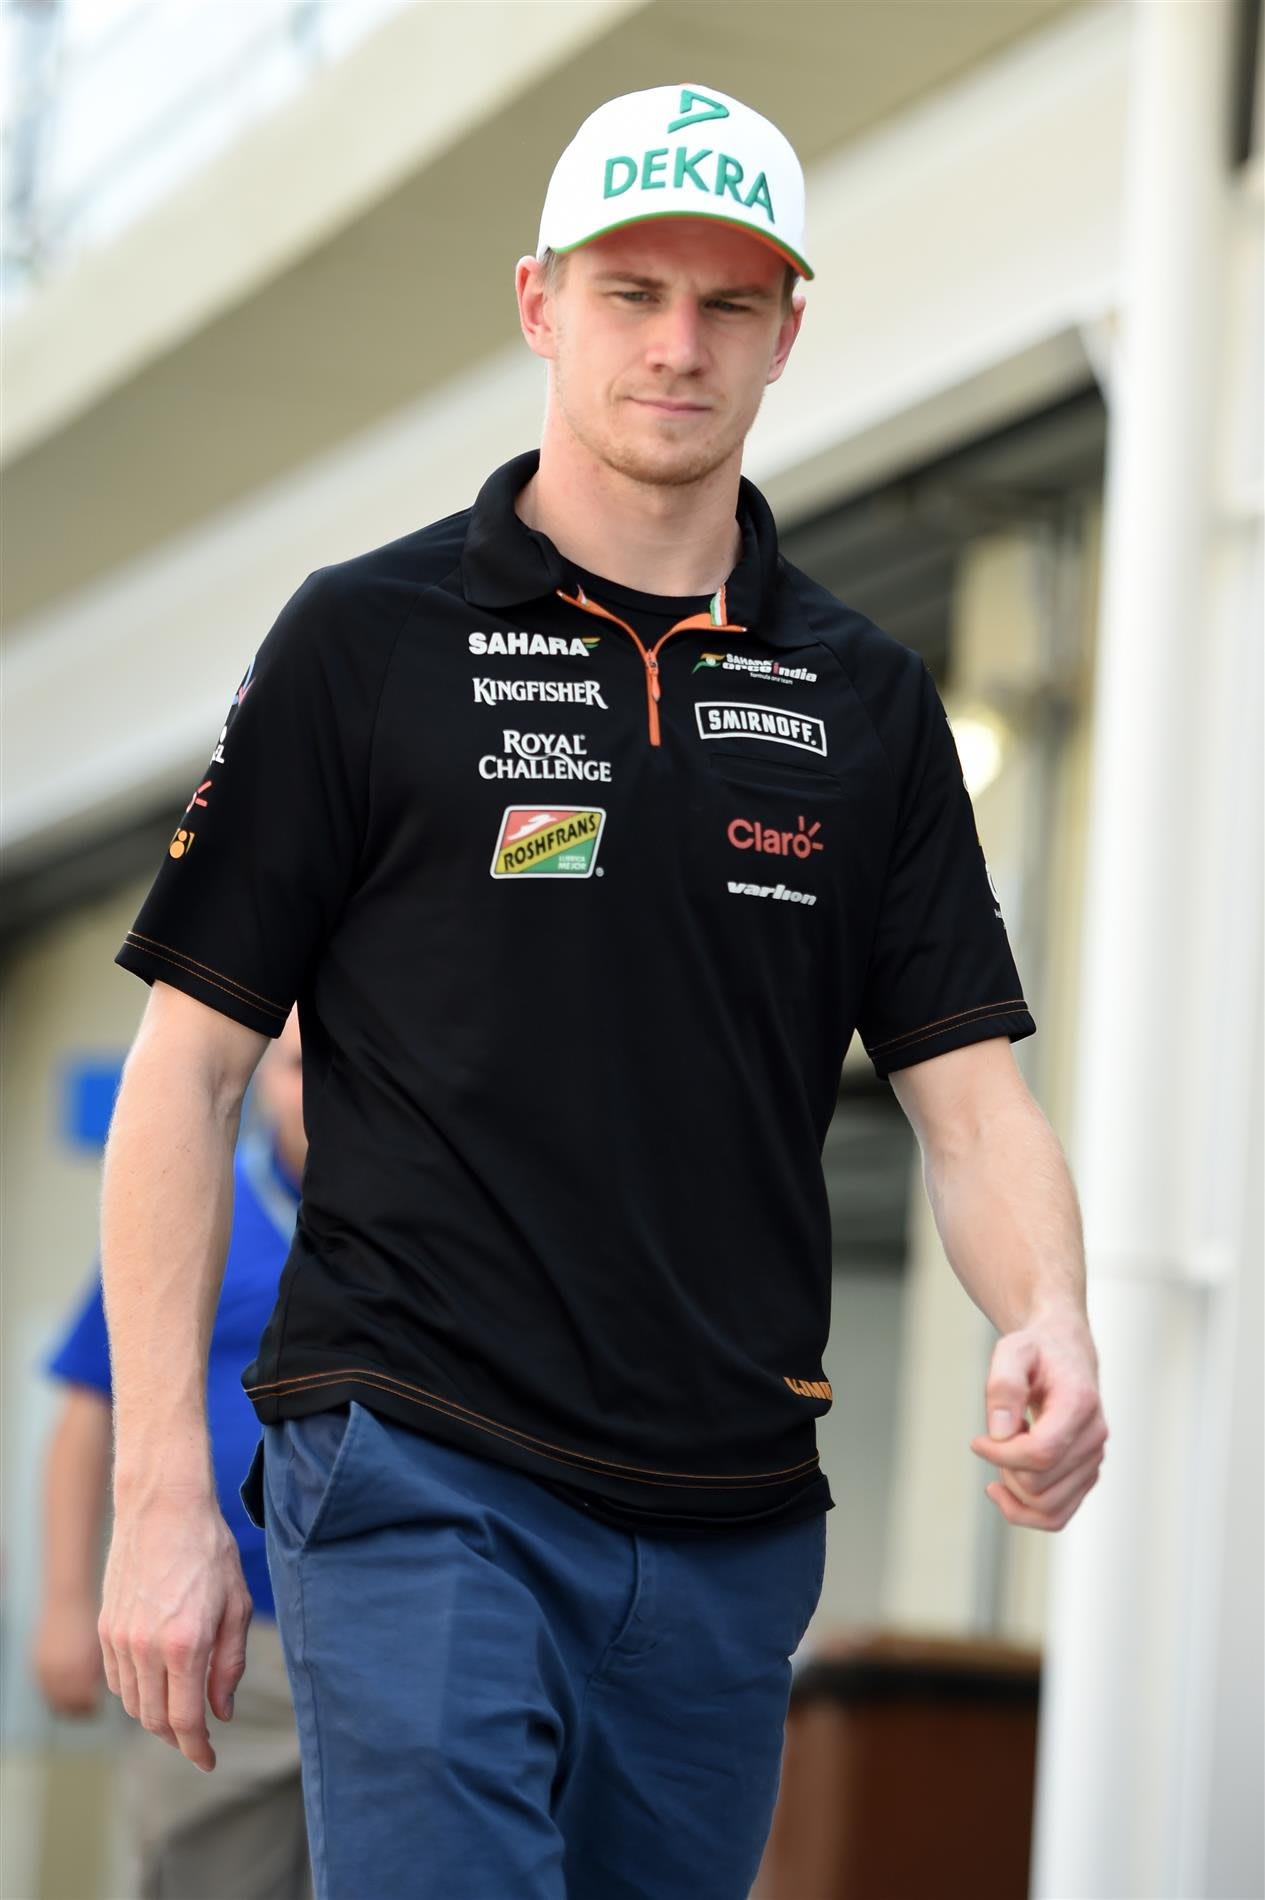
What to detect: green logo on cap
<box><xmin>667</xmin><ymin>89</ymin><xmax>729</xmax><ymax>134</ymax></box>
<box><xmin>601</xmin><ymin>147</ymin><xmax>775</xmax><ymax>224</ymax></box>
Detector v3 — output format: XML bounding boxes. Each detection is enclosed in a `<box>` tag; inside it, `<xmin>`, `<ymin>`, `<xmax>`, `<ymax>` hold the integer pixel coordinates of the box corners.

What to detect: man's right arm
<box><xmin>98</xmin><ymin>978</ymin><xmax>267</xmax><ymax>1772</ymax></box>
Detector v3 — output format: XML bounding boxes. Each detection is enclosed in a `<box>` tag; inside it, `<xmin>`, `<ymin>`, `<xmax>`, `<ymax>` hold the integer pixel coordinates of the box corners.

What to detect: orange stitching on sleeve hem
<box><xmin>871</xmin><ymin>1004</ymin><xmax>1029</xmax><ymax>1060</ymax></box>
<box><xmin>245</xmin><ymin>1366</ymin><xmax>821</xmax><ymax>1489</ymax></box>
<box><xmin>123</xmin><ymin>940</ymin><xmax>286</xmax><ymax>1024</ymax></box>
<box><xmin>867</xmin><ymin>998</ymin><xmax>1027</xmax><ymax>1055</ymax></box>
<box><xmin>123</xmin><ymin>934</ymin><xmax>286</xmax><ymax>1017</ymax></box>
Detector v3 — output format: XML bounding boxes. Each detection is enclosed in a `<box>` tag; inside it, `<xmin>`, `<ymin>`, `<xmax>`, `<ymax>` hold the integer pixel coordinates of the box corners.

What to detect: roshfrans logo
<box><xmin>728</xmin><ymin>814</ymin><xmax>823</xmax><ymax>860</ymax></box>
<box><xmin>491</xmin><ymin>807</ymin><xmax>606</xmax><ymax>878</ymax></box>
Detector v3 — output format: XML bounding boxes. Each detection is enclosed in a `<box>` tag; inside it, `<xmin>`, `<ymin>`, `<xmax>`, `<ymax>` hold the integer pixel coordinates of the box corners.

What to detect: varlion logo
<box><xmin>784</xmin><ymin>1376</ymin><xmax>833</xmax><ymax>1401</ymax></box>
<box><xmin>491</xmin><ymin>807</ymin><xmax>606</xmax><ymax>878</ymax></box>
<box><xmin>469</xmin><ymin>631</ymin><xmax>598</xmax><ymax>658</ymax></box>
<box><xmin>728</xmin><ymin>881</ymin><xmax>817</xmax><ymax>906</ymax></box>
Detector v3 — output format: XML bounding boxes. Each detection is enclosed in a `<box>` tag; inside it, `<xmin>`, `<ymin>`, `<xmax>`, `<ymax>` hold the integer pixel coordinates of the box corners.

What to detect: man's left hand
<box><xmin>970</xmin><ymin>1319</ymin><xmax>1108</xmax><ymax>1531</ymax></box>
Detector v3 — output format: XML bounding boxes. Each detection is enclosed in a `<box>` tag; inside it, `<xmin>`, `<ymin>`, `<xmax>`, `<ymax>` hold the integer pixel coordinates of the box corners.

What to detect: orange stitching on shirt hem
<box><xmin>246</xmin><ymin>1366</ymin><xmax>821</xmax><ymax>1488</ymax></box>
<box><xmin>124</xmin><ymin>932</ymin><xmax>286</xmax><ymax>1014</ymax></box>
<box><xmin>868</xmin><ymin>998</ymin><xmax>1027</xmax><ymax>1055</ymax></box>
<box><xmin>123</xmin><ymin>939</ymin><xmax>287</xmax><ymax>1023</ymax></box>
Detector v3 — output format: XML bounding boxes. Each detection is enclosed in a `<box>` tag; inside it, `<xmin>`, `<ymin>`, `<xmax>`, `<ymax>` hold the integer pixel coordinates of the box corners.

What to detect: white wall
<box><xmin>2</xmin><ymin>4</ymin><xmax>1128</xmax><ymax>872</ymax></box>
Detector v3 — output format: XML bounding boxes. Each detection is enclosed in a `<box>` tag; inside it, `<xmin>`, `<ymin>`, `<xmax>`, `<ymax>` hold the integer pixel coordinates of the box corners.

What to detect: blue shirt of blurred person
<box><xmin>43</xmin><ymin>1130</ymin><xmax>299</xmax><ymax>1620</ymax></box>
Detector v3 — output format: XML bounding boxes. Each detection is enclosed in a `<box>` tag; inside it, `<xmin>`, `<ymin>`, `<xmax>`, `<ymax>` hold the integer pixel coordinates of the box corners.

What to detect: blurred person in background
<box><xmin>95</xmin><ymin>82</ymin><xmax>1106</xmax><ymax>1900</ymax></box>
<box><xmin>32</xmin><ymin>1012</ymin><xmax>312</xmax><ymax>1900</ymax></box>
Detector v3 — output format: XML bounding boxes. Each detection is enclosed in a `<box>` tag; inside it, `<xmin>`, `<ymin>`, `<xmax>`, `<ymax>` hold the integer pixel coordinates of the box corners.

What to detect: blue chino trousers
<box><xmin>250</xmin><ymin>1401</ymin><xmax>825</xmax><ymax>1900</ymax></box>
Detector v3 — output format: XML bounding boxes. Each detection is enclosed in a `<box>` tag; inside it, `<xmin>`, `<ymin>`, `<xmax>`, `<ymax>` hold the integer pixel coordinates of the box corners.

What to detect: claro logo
<box><xmin>727</xmin><ymin>813</ymin><xmax>823</xmax><ymax>859</ymax></box>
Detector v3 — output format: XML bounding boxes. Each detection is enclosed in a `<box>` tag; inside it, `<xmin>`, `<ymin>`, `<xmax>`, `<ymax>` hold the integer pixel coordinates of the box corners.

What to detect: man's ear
<box><xmin>516</xmin><ymin>256</ymin><xmax>560</xmax><ymax>363</ymax></box>
<box><xmin>765</xmin><ymin>288</ymin><xmax>806</xmax><ymax>388</ymax></box>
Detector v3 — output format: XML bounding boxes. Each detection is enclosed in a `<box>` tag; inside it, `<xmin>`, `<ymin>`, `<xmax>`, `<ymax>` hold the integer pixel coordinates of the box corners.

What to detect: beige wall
<box><xmin>1</xmin><ymin>875</ymin><xmax>151</xmax><ymax>1900</ymax></box>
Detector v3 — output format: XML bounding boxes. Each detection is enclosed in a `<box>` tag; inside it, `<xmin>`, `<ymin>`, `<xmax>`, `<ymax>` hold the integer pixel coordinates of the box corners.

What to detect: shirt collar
<box><xmin>460</xmin><ymin>449</ymin><xmax>796</xmax><ymax>647</ymax></box>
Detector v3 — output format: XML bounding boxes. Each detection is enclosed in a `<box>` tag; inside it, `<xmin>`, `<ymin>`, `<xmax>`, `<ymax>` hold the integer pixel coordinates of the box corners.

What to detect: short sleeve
<box><xmin>116</xmin><ymin>570</ymin><xmax>396</xmax><ymax>1035</ymax></box>
<box><xmin>44</xmin><ymin>1271</ymin><xmax>112</xmax><ymax>1396</ymax></box>
<box><xmin>858</xmin><ymin>661</ymin><xmax>1036</xmax><ymax>1079</ymax></box>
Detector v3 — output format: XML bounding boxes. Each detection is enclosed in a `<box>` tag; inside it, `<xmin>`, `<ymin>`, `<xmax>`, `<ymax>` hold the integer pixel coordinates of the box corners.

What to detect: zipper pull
<box><xmin>646</xmin><ymin>654</ymin><xmax>661</xmax><ymax>702</ymax></box>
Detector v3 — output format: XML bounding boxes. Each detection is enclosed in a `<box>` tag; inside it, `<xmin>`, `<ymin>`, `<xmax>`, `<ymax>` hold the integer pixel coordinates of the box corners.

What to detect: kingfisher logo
<box><xmin>490</xmin><ymin>807</ymin><xmax>606</xmax><ymax>878</ymax></box>
<box><xmin>728</xmin><ymin>814</ymin><xmax>823</xmax><ymax>860</ymax></box>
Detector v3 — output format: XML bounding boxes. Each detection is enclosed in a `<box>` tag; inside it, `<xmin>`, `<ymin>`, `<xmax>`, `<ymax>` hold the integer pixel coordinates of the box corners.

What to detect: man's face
<box><xmin>526</xmin><ymin>220</ymin><xmax>802</xmax><ymax>489</ymax></box>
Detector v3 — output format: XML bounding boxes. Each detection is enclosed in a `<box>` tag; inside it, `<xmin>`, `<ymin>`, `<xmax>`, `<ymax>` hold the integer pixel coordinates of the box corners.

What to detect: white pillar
<box><xmin>1030</xmin><ymin>4</ymin><xmax>1245</xmax><ymax>1898</ymax></box>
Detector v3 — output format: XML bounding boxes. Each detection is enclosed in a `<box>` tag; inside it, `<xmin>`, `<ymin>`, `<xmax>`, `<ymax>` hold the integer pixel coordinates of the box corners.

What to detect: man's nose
<box><xmin>645</xmin><ymin>301</ymin><xmax>708</xmax><ymax>376</ymax></box>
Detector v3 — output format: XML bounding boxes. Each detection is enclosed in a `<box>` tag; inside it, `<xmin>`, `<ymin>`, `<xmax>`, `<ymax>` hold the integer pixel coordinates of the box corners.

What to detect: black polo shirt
<box><xmin>116</xmin><ymin>450</ymin><xmax>1034</xmax><ymax>1533</ymax></box>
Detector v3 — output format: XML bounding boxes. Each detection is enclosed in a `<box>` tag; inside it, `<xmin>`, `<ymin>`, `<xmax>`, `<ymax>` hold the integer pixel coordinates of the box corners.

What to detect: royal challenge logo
<box><xmin>490</xmin><ymin>807</ymin><xmax>607</xmax><ymax>879</ymax></box>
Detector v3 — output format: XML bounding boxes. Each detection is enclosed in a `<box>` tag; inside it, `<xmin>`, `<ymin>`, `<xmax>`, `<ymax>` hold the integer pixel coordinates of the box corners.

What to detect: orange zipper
<box><xmin>556</xmin><ymin>583</ymin><xmax>747</xmax><ymax>747</ymax></box>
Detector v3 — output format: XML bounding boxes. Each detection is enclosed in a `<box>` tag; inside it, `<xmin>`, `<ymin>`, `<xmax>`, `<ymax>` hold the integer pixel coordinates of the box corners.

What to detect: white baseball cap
<box><xmin>537</xmin><ymin>83</ymin><xmax>813</xmax><ymax>281</ymax></box>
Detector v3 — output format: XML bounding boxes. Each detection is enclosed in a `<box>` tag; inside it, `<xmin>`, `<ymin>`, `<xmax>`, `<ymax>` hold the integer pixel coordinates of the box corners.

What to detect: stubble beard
<box><xmin>554</xmin><ymin>366</ymin><xmax>754</xmax><ymax>493</ymax></box>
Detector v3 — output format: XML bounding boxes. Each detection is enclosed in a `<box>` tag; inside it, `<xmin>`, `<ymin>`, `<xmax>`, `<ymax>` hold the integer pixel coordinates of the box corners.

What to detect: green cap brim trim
<box><xmin>550</xmin><ymin>208</ymin><xmax>814</xmax><ymax>282</ymax></box>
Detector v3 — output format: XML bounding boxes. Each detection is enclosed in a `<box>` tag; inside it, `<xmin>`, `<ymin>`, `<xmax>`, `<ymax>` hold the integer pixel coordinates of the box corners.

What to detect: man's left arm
<box><xmin>891</xmin><ymin>1036</ymin><xmax>1109</xmax><ymax>1531</ymax></box>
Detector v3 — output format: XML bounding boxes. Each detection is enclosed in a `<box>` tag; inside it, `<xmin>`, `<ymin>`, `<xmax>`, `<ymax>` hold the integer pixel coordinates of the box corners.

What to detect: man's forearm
<box><xmin>101</xmin><ymin>1027</ymin><xmax>241</xmax><ymax>1503</ymax></box>
<box><xmin>920</xmin><ymin>1086</ymin><xmax>1092</xmax><ymax>1350</ymax></box>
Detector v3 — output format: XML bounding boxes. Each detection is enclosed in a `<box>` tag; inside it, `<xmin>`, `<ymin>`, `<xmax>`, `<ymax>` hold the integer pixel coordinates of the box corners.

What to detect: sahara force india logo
<box><xmin>693</xmin><ymin>651</ymin><xmax>817</xmax><ymax>686</ymax></box>
<box><xmin>491</xmin><ymin>807</ymin><xmax>607</xmax><ymax>879</ymax></box>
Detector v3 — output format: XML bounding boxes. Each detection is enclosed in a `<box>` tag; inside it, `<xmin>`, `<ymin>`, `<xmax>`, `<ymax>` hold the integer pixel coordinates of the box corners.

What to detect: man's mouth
<box><xmin>628</xmin><ymin>397</ymin><xmax>712</xmax><ymax>415</ymax></box>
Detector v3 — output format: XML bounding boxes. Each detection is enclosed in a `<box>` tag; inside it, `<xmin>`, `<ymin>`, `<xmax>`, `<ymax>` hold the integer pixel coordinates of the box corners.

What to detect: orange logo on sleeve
<box><xmin>784</xmin><ymin>1376</ymin><xmax>833</xmax><ymax>1401</ymax></box>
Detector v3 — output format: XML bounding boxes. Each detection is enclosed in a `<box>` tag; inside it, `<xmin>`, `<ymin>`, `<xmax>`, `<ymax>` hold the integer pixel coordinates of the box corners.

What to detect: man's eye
<box><xmin>614</xmin><ymin>290</ymin><xmax>652</xmax><ymax>303</ymax></box>
<box><xmin>709</xmin><ymin>300</ymin><xmax>749</xmax><ymax>313</ymax></box>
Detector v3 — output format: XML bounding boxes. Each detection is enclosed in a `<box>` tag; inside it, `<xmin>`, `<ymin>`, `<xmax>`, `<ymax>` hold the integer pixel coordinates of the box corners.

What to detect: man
<box><xmin>34</xmin><ymin>1015</ymin><xmax>312</xmax><ymax>1900</ymax></box>
<box><xmin>98</xmin><ymin>83</ymin><xmax>1107</xmax><ymax>1899</ymax></box>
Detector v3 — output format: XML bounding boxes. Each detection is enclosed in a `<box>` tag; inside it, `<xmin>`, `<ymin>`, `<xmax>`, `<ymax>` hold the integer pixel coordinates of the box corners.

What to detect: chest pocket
<box><xmin>704</xmin><ymin>747</ymin><xmax>844</xmax><ymax>802</ymax></box>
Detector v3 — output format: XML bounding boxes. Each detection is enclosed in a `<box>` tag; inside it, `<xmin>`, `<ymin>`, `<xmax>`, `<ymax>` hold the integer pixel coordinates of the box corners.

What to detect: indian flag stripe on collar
<box><xmin>710</xmin><ymin>586</ymin><xmax>727</xmax><ymax>626</ymax></box>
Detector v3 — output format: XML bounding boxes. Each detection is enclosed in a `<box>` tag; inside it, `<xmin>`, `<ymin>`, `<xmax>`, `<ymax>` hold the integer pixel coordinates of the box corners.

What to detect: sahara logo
<box><xmin>490</xmin><ymin>807</ymin><xmax>607</xmax><ymax>879</ymax></box>
<box><xmin>168</xmin><ymin>828</ymin><xmax>195</xmax><ymax>860</ymax></box>
<box><xmin>727</xmin><ymin>813</ymin><xmax>823</xmax><ymax>860</ymax></box>
<box><xmin>469</xmin><ymin>631</ymin><xmax>600</xmax><ymax>659</ymax></box>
